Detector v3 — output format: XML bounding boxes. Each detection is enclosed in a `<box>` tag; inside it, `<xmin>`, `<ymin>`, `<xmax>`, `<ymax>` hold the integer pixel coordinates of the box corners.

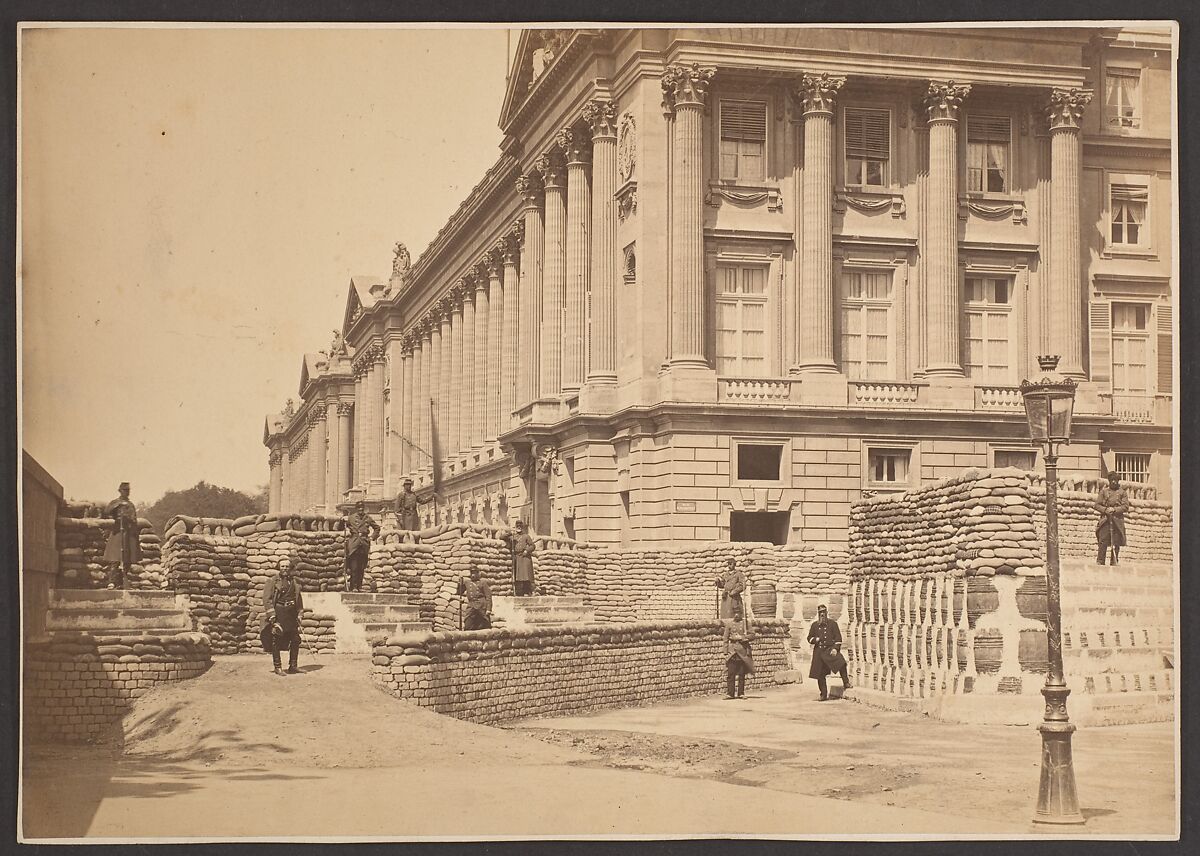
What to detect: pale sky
<box><xmin>20</xmin><ymin>25</ymin><xmax>512</xmax><ymax>503</ymax></box>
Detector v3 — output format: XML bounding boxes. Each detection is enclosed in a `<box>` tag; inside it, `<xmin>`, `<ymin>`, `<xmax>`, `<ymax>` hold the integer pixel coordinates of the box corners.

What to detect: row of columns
<box><xmin>269</xmin><ymin>394</ymin><xmax>356</xmax><ymax>513</ymax></box>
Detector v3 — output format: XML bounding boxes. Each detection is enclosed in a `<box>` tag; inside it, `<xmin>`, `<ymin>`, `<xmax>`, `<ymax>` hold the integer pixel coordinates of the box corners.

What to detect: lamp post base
<box><xmin>1034</xmin><ymin>690</ymin><xmax>1084</xmax><ymax>824</ymax></box>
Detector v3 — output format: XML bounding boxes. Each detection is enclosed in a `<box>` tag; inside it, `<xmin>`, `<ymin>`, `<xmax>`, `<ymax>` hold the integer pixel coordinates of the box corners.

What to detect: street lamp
<box><xmin>1019</xmin><ymin>354</ymin><xmax>1084</xmax><ymax>825</ymax></box>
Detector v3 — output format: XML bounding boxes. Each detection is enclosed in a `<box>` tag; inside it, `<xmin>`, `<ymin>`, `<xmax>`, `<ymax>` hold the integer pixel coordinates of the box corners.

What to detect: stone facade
<box><xmin>263</xmin><ymin>26</ymin><xmax>1174</xmax><ymax>555</ymax></box>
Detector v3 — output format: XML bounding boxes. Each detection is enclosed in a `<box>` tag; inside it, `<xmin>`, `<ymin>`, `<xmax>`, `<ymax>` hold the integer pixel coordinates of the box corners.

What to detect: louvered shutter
<box><xmin>1111</xmin><ymin>184</ymin><xmax>1149</xmax><ymax>203</ymax></box>
<box><xmin>844</xmin><ymin>108</ymin><xmax>890</xmax><ymax>160</ymax></box>
<box><xmin>967</xmin><ymin>115</ymin><xmax>1011</xmax><ymax>144</ymax></box>
<box><xmin>1089</xmin><ymin>301</ymin><xmax>1112</xmax><ymax>383</ymax></box>
<box><xmin>721</xmin><ymin>100</ymin><xmax>767</xmax><ymax>142</ymax></box>
<box><xmin>1156</xmin><ymin>302</ymin><xmax>1172</xmax><ymax>393</ymax></box>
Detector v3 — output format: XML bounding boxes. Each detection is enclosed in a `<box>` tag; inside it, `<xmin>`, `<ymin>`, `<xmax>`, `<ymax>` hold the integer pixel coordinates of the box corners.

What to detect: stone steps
<box><xmin>490</xmin><ymin>595</ymin><xmax>596</xmax><ymax>627</ymax></box>
<box><xmin>303</xmin><ymin>591</ymin><xmax>431</xmax><ymax>653</ymax></box>
<box><xmin>345</xmin><ymin>602</ymin><xmax>422</xmax><ymax>622</ymax></box>
<box><xmin>361</xmin><ymin>621</ymin><xmax>430</xmax><ymax>637</ymax></box>
<box><xmin>46</xmin><ymin>589</ymin><xmax>192</xmax><ymax>634</ymax></box>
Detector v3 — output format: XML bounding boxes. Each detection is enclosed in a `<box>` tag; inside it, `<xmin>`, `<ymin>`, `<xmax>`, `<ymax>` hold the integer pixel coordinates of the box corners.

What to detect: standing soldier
<box><xmin>510</xmin><ymin>519</ymin><xmax>537</xmax><ymax>596</ymax></box>
<box><xmin>456</xmin><ymin>567</ymin><xmax>493</xmax><ymax>630</ymax></box>
<box><xmin>714</xmin><ymin>556</ymin><xmax>746</xmax><ymax>621</ymax></box>
<box><xmin>722</xmin><ymin>615</ymin><xmax>755</xmax><ymax>700</ymax></box>
<box><xmin>807</xmin><ymin>604</ymin><xmax>851</xmax><ymax>701</ymax></box>
<box><xmin>1095</xmin><ymin>472</ymin><xmax>1131</xmax><ymax>565</ymax></box>
<box><xmin>261</xmin><ymin>557</ymin><xmax>304</xmax><ymax>675</ymax></box>
<box><xmin>392</xmin><ymin>478</ymin><xmax>430</xmax><ymax>532</ymax></box>
<box><xmin>343</xmin><ymin>501</ymin><xmax>381</xmax><ymax>592</ymax></box>
<box><xmin>102</xmin><ymin>481</ymin><xmax>141</xmax><ymax>590</ymax></box>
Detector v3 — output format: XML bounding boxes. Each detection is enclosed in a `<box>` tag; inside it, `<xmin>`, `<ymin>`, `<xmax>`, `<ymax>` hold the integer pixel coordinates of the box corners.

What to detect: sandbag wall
<box><xmin>1026</xmin><ymin>476</ymin><xmax>1173</xmax><ymax>562</ymax></box>
<box><xmin>371</xmin><ymin>619</ymin><xmax>792</xmax><ymax>724</ymax></box>
<box><xmin>367</xmin><ymin>536</ymin><xmax>438</xmax><ymax>623</ymax></box>
<box><xmin>164</xmin><ymin>533</ymin><xmax>251</xmax><ymax>654</ymax></box>
<box><xmin>55</xmin><ymin>501</ymin><xmax>165</xmax><ymax>590</ymax></box>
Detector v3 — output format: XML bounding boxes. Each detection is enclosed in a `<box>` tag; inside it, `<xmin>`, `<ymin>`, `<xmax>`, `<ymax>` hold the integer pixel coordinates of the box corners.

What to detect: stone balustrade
<box><xmin>849</xmin><ymin>381</ymin><xmax>922</xmax><ymax>407</ymax></box>
<box><xmin>975</xmin><ymin>385</ymin><xmax>1023</xmax><ymax>410</ymax></box>
<box><xmin>718</xmin><ymin>377</ymin><xmax>795</xmax><ymax>403</ymax></box>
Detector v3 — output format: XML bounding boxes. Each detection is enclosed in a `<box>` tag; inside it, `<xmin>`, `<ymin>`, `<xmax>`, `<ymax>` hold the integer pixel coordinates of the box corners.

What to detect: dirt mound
<box><xmin>119</xmin><ymin>654</ymin><xmax>581</xmax><ymax>769</ymax></box>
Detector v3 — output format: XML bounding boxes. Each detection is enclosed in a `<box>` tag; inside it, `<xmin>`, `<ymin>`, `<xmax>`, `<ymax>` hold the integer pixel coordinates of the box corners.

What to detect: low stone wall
<box><xmin>24</xmin><ymin>630</ymin><xmax>211</xmax><ymax>742</ymax></box>
<box><xmin>370</xmin><ymin>619</ymin><xmax>792</xmax><ymax>724</ymax></box>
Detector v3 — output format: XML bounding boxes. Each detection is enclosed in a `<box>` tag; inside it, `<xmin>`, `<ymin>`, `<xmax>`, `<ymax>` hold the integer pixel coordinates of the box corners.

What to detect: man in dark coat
<box><xmin>722</xmin><ymin>615</ymin><xmax>755</xmax><ymax>699</ymax></box>
<box><xmin>808</xmin><ymin>604</ymin><xmax>851</xmax><ymax>701</ymax></box>
<box><xmin>715</xmin><ymin>557</ymin><xmax>746</xmax><ymax>621</ymax></box>
<box><xmin>1095</xmin><ymin>472</ymin><xmax>1131</xmax><ymax>565</ymax></box>
<box><xmin>393</xmin><ymin>478</ymin><xmax>430</xmax><ymax>531</ymax></box>
<box><xmin>456</xmin><ymin>568</ymin><xmax>493</xmax><ymax>630</ymax></box>
<box><xmin>343</xmin><ymin>501</ymin><xmax>381</xmax><ymax>592</ymax></box>
<box><xmin>261</xmin><ymin>558</ymin><xmax>304</xmax><ymax>675</ymax></box>
<box><xmin>510</xmin><ymin>519</ymin><xmax>536</xmax><ymax>596</ymax></box>
<box><xmin>102</xmin><ymin>482</ymin><xmax>141</xmax><ymax>590</ymax></box>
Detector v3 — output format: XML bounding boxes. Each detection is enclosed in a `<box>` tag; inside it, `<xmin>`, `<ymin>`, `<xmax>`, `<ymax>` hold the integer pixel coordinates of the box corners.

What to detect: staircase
<box><xmin>491</xmin><ymin>595</ymin><xmax>595</xmax><ymax>627</ymax></box>
<box><xmin>303</xmin><ymin>592</ymin><xmax>429</xmax><ymax>653</ymax></box>
<box><xmin>45</xmin><ymin>589</ymin><xmax>192</xmax><ymax>636</ymax></box>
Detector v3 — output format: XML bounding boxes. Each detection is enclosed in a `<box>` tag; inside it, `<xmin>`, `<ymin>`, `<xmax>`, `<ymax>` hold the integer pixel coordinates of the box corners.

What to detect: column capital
<box><xmin>535</xmin><ymin>150</ymin><xmax>565</xmax><ymax>188</ymax></box>
<box><xmin>400</xmin><ymin>331</ymin><xmax>417</xmax><ymax>355</ymax></box>
<box><xmin>484</xmin><ymin>247</ymin><xmax>504</xmax><ymax>278</ymax></box>
<box><xmin>268</xmin><ymin>449</ymin><xmax>282</xmax><ymax>467</ymax></box>
<box><xmin>432</xmin><ymin>297</ymin><xmax>453</xmax><ymax>325</ymax></box>
<box><xmin>337</xmin><ymin>401</ymin><xmax>354</xmax><ymax>417</ymax></box>
<box><xmin>924</xmin><ymin>81</ymin><xmax>971</xmax><ymax>123</ymax></box>
<box><xmin>583</xmin><ymin>99</ymin><xmax>617</xmax><ymax>139</ymax></box>
<box><xmin>515</xmin><ymin>172</ymin><xmax>543</xmax><ymax>210</ymax></box>
<box><xmin>508</xmin><ymin>219</ymin><xmax>525</xmax><ymax>252</ymax></box>
<box><xmin>448</xmin><ymin>279</ymin><xmax>469</xmax><ymax>307</ymax></box>
<box><xmin>555</xmin><ymin>127</ymin><xmax>591</xmax><ymax>165</ymax></box>
<box><xmin>794</xmin><ymin>72</ymin><xmax>846</xmax><ymax>115</ymax></box>
<box><xmin>1046</xmin><ymin>87</ymin><xmax>1093</xmax><ymax>132</ymax></box>
<box><xmin>662</xmin><ymin>63</ymin><xmax>716</xmax><ymax>113</ymax></box>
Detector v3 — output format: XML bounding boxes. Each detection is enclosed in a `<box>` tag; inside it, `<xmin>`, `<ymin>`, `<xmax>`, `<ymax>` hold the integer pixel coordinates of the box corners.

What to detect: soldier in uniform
<box><xmin>393</xmin><ymin>478</ymin><xmax>430</xmax><ymax>531</ymax></box>
<box><xmin>456</xmin><ymin>567</ymin><xmax>493</xmax><ymax>630</ymax></box>
<box><xmin>511</xmin><ymin>519</ymin><xmax>537</xmax><ymax>596</ymax></box>
<box><xmin>722</xmin><ymin>615</ymin><xmax>755</xmax><ymax>699</ymax></box>
<box><xmin>714</xmin><ymin>556</ymin><xmax>746</xmax><ymax>621</ymax></box>
<box><xmin>343</xmin><ymin>501</ymin><xmax>381</xmax><ymax>592</ymax></box>
<box><xmin>1095</xmin><ymin>472</ymin><xmax>1131</xmax><ymax>565</ymax></box>
<box><xmin>807</xmin><ymin>604</ymin><xmax>851</xmax><ymax>701</ymax></box>
<box><xmin>102</xmin><ymin>482</ymin><xmax>141</xmax><ymax>590</ymax></box>
<box><xmin>261</xmin><ymin>558</ymin><xmax>304</xmax><ymax>675</ymax></box>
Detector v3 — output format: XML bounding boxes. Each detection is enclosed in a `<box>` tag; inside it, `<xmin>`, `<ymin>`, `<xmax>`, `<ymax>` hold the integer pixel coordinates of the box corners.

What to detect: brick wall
<box><xmin>370</xmin><ymin>619</ymin><xmax>792</xmax><ymax>724</ymax></box>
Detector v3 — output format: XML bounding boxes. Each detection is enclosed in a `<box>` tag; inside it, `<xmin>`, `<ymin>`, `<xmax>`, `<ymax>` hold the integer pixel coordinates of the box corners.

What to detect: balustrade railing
<box><xmin>976</xmin><ymin>385</ymin><xmax>1023</xmax><ymax>410</ymax></box>
<box><xmin>718</xmin><ymin>377</ymin><xmax>793</xmax><ymax>403</ymax></box>
<box><xmin>850</xmin><ymin>381</ymin><xmax>921</xmax><ymax>407</ymax></box>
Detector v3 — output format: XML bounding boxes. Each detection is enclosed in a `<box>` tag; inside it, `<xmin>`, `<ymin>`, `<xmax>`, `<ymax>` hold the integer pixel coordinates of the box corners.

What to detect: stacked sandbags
<box><xmin>534</xmin><ymin>546</ymin><xmax>589</xmax><ymax>596</ymax></box>
<box><xmin>1027</xmin><ymin>480</ymin><xmax>1174</xmax><ymax>563</ymax></box>
<box><xmin>299</xmin><ymin>610</ymin><xmax>336</xmax><ymax>654</ymax></box>
<box><xmin>245</xmin><ymin>531</ymin><xmax>344</xmax><ymax>592</ymax></box>
<box><xmin>368</xmin><ymin>540</ymin><xmax>437</xmax><ymax>621</ymax></box>
<box><xmin>776</xmin><ymin>545</ymin><xmax>851</xmax><ymax>594</ymax></box>
<box><xmin>56</xmin><ymin>507</ymin><xmax>161</xmax><ymax>589</ymax></box>
<box><xmin>130</xmin><ymin>530</ymin><xmax>167</xmax><ymax>589</ymax></box>
<box><xmin>165</xmin><ymin>533</ymin><xmax>251</xmax><ymax>654</ymax></box>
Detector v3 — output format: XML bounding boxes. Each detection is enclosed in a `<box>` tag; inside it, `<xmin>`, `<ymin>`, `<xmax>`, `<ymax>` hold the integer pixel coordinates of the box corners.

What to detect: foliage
<box><xmin>140</xmin><ymin>481</ymin><xmax>268</xmax><ymax>535</ymax></box>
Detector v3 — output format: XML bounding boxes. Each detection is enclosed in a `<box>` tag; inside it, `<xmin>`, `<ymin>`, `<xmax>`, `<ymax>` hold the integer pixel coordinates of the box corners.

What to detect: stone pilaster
<box><xmin>367</xmin><ymin>352</ymin><xmax>385</xmax><ymax>496</ymax></box>
<box><xmin>923</xmin><ymin>81</ymin><xmax>971</xmax><ymax>377</ymax></box>
<box><xmin>352</xmin><ymin>364</ymin><xmax>366</xmax><ymax>489</ymax></box>
<box><xmin>663</xmin><ymin>63</ymin><xmax>716</xmax><ymax>368</ymax></box>
<box><xmin>794</xmin><ymin>72</ymin><xmax>845</xmax><ymax>374</ymax></box>
<box><xmin>584</xmin><ymin>99</ymin><xmax>618</xmax><ymax>386</ymax></box>
<box><xmin>516</xmin><ymin>174</ymin><xmax>544</xmax><ymax>407</ymax></box>
<box><xmin>486</xmin><ymin>250</ymin><xmax>503</xmax><ymax>439</ymax></box>
<box><xmin>337</xmin><ymin>401</ymin><xmax>353</xmax><ymax>503</ymax></box>
<box><xmin>268</xmin><ymin>449</ymin><xmax>282</xmax><ymax>513</ymax></box>
<box><xmin>1047</xmin><ymin>87</ymin><xmax>1092</xmax><ymax>379</ymax></box>
<box><xmin>280</xmin><ymin>449</ymin><xmax>291</xmax><ymax>512</ymax></box>
<box><xmin>437</xmin><ymin>300</ymin><xmax>453</xmax><ymax>467</ymax></box>
<box><xmin>501</xmin><ymin>227</ymin><xmax>521</xmax><ymax>428</ymax></box>
<box><xmin>427</xmin><ymin>312</ymin><xmax>443</xmax><ymax>469</ymax></box>
<box><xmin>473</xmin><ymin>264</ymin><xmax>489</xmax><ymax>446</ymax></box>
<box><xmin>559</xmin><ymin>127</ymin><xmax>591</xmax><ymax>392</ymax></box>
<box><xmin>537</xmin><ymin>151</ymin><xmax>566</xmax><ymax>396</ymax></box>
<box><xmin>399</xmin><ymin>335</ymin><xmax>414</xmax><ymax>477</ymax></box>
<box><xmin>325</xmin><ymin>400</ymin><xmax>340</xmax><ymax>509</ymax></box>
<box><xmin>447</xmin><ymin>288</ymin><xmax>464</xmax><ymax>457</ymax></box>
<box><xmin>310</xmin><ymin>409</ymin><xmax>327</xmax><ymax>512</ymax></box>
<box><xmin>410</xmin><ymin>332</ymin><xmax>425</xmax><ymax>473</ymax></box>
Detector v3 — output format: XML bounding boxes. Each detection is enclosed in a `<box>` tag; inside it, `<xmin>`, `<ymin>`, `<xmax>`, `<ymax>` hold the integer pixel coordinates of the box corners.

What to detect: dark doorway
<box><xmin>730</xmin><ymin>510</ymin><xmax>790</xmax><ymax>545</ymax></box>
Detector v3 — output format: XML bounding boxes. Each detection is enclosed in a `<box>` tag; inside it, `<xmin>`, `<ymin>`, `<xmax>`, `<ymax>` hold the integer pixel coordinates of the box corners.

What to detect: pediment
<box><xmin>341</xmin><ymin>276</ymin><xmax>381</xmax><ymax>337</ymax></box>
<box><xmin>499</xmin><ymin>28</ymin><xmax>599</xmax><ymax>131</ymax></box>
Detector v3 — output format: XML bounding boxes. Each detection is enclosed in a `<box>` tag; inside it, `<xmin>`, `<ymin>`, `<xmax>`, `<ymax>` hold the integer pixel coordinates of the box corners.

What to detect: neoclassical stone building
<box><xmin>265</xmin><ymin>25</ymin><xmax>1174</xmax><ymax>550</ymax></box>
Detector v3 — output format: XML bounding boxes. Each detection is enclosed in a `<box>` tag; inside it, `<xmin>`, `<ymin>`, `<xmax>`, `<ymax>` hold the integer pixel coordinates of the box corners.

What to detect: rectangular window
<box><xmin>963</xmin><ymin>276</ymin><xmax>1013</xmax><ymax>383</ymax></box>
<box><xmin>729</xmin><ymin>510</ymin><xmax>790</xmax><ymax>545</ymax></box>
<box><xmin>1113</xmin><ymin>452</ymin><xmax>1151</xmax><ymax>483</ymax></box>
<box><xmin>737</xmin><ymin>444</ymin><xmax>783</xmax><ymax>481</ymax></box>
<box><xmin>994</xmin><ymin>449</ymin><xmax>1037</xmax><ymax>471</ymax></box>
<box><xmin>1105</xmin><ymin>67</ymin><xmax>1141</xmax><ymax>128</ymax></box>
<box><xmin>844</xmin><ymin>107</ymin><xmax>889</xmax><ymax>187</ymax></box>
<box><xmin>716</xmin><ymin>264</ymin><xmax>769</xmax><ymax>376</ymax></box>
<box><xmin>719</xmin><ymin>100</ymin><xmax>766</xmax><ymax>181</ymax></box>
<box><xmin>840</xmin><ymin>270</ymin><xmax>893</xmax><ymax>380</ymax></box>
<box><xmin>1110</xmin><ymin>184</ymin><xmax>1148</xmax><ymax>247</ymax></box>
<box><xmin>1111</xmin><ymin>302</ymin><xmax>1151</xmax><ymax>394</ymax></box>
<box><xmin>868</xmin><ymin>448</ymin><xmax>910</xmax><ymax>485</ymax></box>
<box><xmin>966</xmin><ymin>115</ymin><xmax>1010</xmax><ymax>193</ymax></box>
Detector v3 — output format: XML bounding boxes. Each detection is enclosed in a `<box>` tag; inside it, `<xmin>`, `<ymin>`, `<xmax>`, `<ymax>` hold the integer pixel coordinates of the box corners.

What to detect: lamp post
<box><xmin>1019</xmin><ymin>354</ymin><xmax>1084</xmax><ymax>825</ymax></box>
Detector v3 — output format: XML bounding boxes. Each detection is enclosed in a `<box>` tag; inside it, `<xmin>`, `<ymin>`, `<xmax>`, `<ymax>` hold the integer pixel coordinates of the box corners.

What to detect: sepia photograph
<box><xmin>16</xmin><ymin>18</ymin><xmax>1181</xmax><ymax>842</ymax></box>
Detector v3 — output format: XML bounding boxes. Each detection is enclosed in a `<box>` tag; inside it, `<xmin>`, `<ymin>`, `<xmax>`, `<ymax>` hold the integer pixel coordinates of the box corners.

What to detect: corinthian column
<box><xmin>924</xmin><ymin>81</ymin><xmax>971</xmax><ymax>377</ymax></box>
<box><xmin>416</xmin><ymin>322</ymin><xmax>432</xmax><ymax>471</ymax></box>
<box><xmin>352</xmin><ymin>361</ymin><xmax>366</xmax><ymax>488</ymax></box>
<box><xmin>281</xmin><ymin>449</ymin><xmax>291</xmax><ymax>511</ymax></box>
<box><xmin>311</xmin><ymin>410</ymin><xmax>327</xmax><ymax>512</ymax></box>
<box><xmin>486</xmin><ymin>249</ymin><xmax>503</xmax><ymax>439</ymax></box>
<box><xmin>437</xmin><ymin>300</ymin><xmax>452</xmax><ymax>466</ymax></box>
<box><xmin>584</xmin><ymin>99</ymin><xmax>618</xmax><ymax>385</ymax></box>
<box><xmin>537</xmin><ymin>151</ymin><xmax>566</xmax><ymax>396</ymax></box>
<box><xmin>399</xmin><ymin>336</ymin><xmax>414</xmax><ymax>477</ymax></box>
<box><xmin>427</xmin><ymin>312</ymin><xmax>443</xmax><ymax>468</ymax></box>
<box><xmin>459</xmin><ymin>277</ymin><xmax>477</xmax><ymax>451</ymax></box>
<box><xmin>325</xmin><ymin>399</ymin><xmax>340</xmax><ymax>509</ymax></box>
<box><xmin>501</xmin><ymin>227</ymin><xmax>521</xmax><ymax>428</ymax></box>
<box><xmin>559</xmin><ymin>127</ymin><xmax>591</xmax><ymax>391</ymax></box>
<box><xmin>663</xmin><ymin>63</ymin><xmax>716</xmax><ymax>367</ymax></box>
<box><xmin>794</xmin><ymin>72</ymin><xmax>845</xmax><ymax>373</ymax></box>
<box><xmin>516</xmin><ymin>175</ymin><xmax>543</xmax><ymax>406</ymax></box>
<box><xmin>472</xmin><ymin>266</ymin><xmax>489</xmax><ymax>446</ymax></box>
<box><xmin>337</xmin><ymin>401</ymin><xmax>352</xmax><ymax>501</ymax></box>
<box><xmin>1047</xmin><ymin>87</ymin><xmax>1092</xmax><ymax>379</ymax></box>
<box><xmin>268</xmin><ymin>449</ymin><xmax>282</xmax><ymax>513</ymax></box>
<box><xmin>447</xmin><ymin>289</ymin><xmax>464</xmax><ymax>457</ymax></box>
<box><xmin>367</xmin><ymin>351</ymin><xmax>385</xmax><ymax>496</ymax></box>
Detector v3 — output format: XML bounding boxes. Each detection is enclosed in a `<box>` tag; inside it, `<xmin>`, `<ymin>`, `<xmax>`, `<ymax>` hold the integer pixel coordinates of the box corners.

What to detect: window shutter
<box><xmin>845</xmin><ymin>108</ymin><xmax>890</xmax><ymax>160</ymax></box>
<box><xmin>1156</xmin><ymin>303</ymin><xmax>1172</xmax><ymax>394</ymax></box>
<box><xmin>1111</xmin><ymin>183</ymin><xmax>1149</xmax><ymax>203</ymax></box>
<box><xmin>967</xmin><ymin>115</ymin><xmax>1011</xmax><ymax>144</ymax></box>
<box><xmin>721</xmin><ymin>100</ymin><xmax>767</xmax><ymax>142</ymax></box>
<box><xmin>1089</xmin><ymin>301</ymin><xmax>1112</xmax><ymax>383</ymax></box>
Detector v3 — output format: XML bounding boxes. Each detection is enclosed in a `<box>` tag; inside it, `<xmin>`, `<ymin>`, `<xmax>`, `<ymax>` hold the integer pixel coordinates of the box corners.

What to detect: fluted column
<box><xmin>486</xmin><ymin>250</ymin><xmax>504</xmax><ymax>438</ymax></box>
<box><xmin>368</xmin><ymin>353</ymin><xmax>385</xmax><ymax>495</ymax></box>
<box><xmin>437</xmin><ymin>302</ymin><xmax>453</xmax><ymax>469</ymax></box>
<box><xmin>460</xmin><ymin>277</ymin><xmax>477</xmax><ymax>450</ymax></box>
<box><xmin>923</xmin><ymin>81</ymin><xmax>971</xmax><ymax>377</ymax></box>
<box><xmin>268</xmin><ymin>449</ymin><xmax>282</xmax><ymax>513</ymax></box>
<box><xmin>794</xmin><ymin>73</ymin><xmax>845</xmax><ymax>373</ymax></box>
<box><xmin>1047</xmin><ymin>87</ymin><xmax>1092</xmax><ymax>379</ymax></box>
<box><xmin>352</xmin><ymin>368</ymin><xmax>366</xmax><ymax>488</ymax></box>
<box><xmin>537</xmin><ymin>152</ymin><xmax>566</xmax><ymax>396</ymax></box>
<box><xmin>281</xmin><ymin>449</ymin><xmax>292</xmax><ymax>511</ymax></box>
<box><xmin>447</xmin><ymin>291</ymin><xmax>464</xmax><ymax>457</ymax></box>
<box><xmin>399</xmin><ymin>337</ymin><xmax>414</xmax><ymax>477</ymax></box>
<box><xmin>559</xmin><ymin>127</ymin><xmax>591</xmax><ymax>391</ymax></box>
<box><xmin>472</xmin><ymin>266</ymin><xmax>489</xmax><ymax>446</ymax></box>
<box><xmin>584</xmin><ymin>99</ymin><xmax>618</xmax><ymax>385</ymax></box>
<box><xmin>428</xmin><ymin>312</ymin><xmax>443</xmax><ymax>469</ymax></box>
<box><xmin>516</xmin><ymin>175</ymin><xmax>544</xmax><ymax>406</ymax></box>
<box><xmin>663</xmin><ymin>63</ymin><xmax>716</xmax><ymax>367</ymax></box>
<box><xmin>337</xmin><ymin>402</ymin><xmax>352</xmax><ymax>502</ymax></box>
<box><xmin>311</xmin><ymin>411</ymin><xmax>327</xmax><ymax>512</ymax></box>
<box><xmin>325</xmin><ymin>400</ymin><xmax>340</xmax><ymax>509</ymax></box>
<box><xmin>501</xmin><ymin>227</ymin><xmax>521</xmax><ymax>427</ymax></box>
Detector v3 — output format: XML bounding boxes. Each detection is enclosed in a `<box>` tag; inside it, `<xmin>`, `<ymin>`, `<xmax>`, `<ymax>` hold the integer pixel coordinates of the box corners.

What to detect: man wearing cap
<box><xmin>102</xmin><ymin>482</ymin><xmax>141</xmax><ymax>590</ymax></box>
<box><xmin>261</xmin><ymin>558</ymin><xmax>304</xmax><ymax>675</ymax></box>
<box><xmin>807</xmin><ymin>604</ymin><xmax>851</xmax><ymax>701</ymax></box>
<box><xmin>393</xmin><ymin>478</ymin><xmax>430</xmax><ymax>532</ymax></box>
<box><xmin>456</xmin><ymin>567</ymin><xmax>493</xmax><ymax>630</ymax></box>
<box><xmin>343</xmin><ymin>501</ymin><xmax>381</xmax><ymax>592</ymax></box>
<box><xmin>1095</xmin><ymin>472</ymin><xmax>1131</xmax><ymax>565</ymax></box>
<box><xmin>510</xmin><ymin>519</ymin><xmax>537</xmax><ymax>596</ymax></box>
<box><xmin>714</xmin><ymin>556</ymin><xmax>746</xmax><ymax>621</ymax></box>
<box><xmin>722</xmin><ymin>615</ymin><xmax>755</xmax><ymax>699</ymax></box>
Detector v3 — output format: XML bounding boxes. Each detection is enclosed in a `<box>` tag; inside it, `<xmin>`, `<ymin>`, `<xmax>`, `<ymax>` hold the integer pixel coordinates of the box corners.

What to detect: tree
<box><xmin>141</xmin><ymin>481</ymin><xmax>268</xmax><ymax>536</ymax></box>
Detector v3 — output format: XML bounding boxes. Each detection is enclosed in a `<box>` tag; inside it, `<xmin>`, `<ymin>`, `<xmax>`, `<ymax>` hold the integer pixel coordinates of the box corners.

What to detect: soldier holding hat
<box><xmin>102</xmin><ymin>481</ymin><xmax>141</xmax><ymax>590</ymax></box>
<box><xmin>261</xmin><ymin>557</ymin><xmax>304</xmax><ymax>675</ymax></box>
<box><xmin>393</xmin><ymin>478</ymin><xmax>431</xmax><ymax>532</ymax></box>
